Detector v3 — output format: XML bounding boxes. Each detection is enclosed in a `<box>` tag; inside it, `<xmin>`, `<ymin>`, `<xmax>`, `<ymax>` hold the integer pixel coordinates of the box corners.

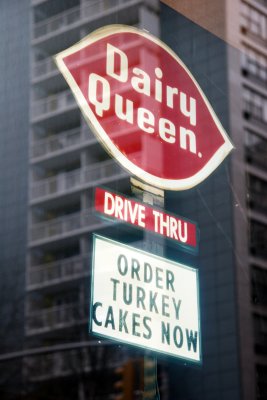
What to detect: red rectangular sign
<box><xmin>94</xmin><ymin>187</ymin><xmax>198</xmax><ymax>252</ymax></box>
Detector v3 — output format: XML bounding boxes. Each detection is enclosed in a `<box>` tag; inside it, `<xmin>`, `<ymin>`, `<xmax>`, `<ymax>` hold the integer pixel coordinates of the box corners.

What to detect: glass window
<box><xmin>3</xmin><ymin>1</ymin><xmax>267</xmax><ymax>399</ymax></box>
<box><xmin>254</xmin><ymin>314</ymin><xmax>267</xmax><ymax>354</ymax></box>
<box><xmin>248</xmin><ymin>174</ymin><xmax>267</xmax><ymax>213</ymax></box>
<box><xmin>241</xmin><ymin>2</ymin><xmax>267</xmax><ymax>41</ymax></box>
<box><xmin>243</xmin><ymin>86</ymin><xmax>267</xmax><ymax>124</ymax></box>
<box><xmin>252</xmin><ymin>266</ymin><xmax>267</xmax><ymax>305</ymax></box>
<box><xmin>256</xmin><ymin>364</ymin><xmax>267</xmax><ymax>400</ymax></box>
<box><xmin>245</xmin><ymin>129</ymin><xmax>267</xmax><ymax>170</ymax></box>
<box><xmin>241</xmin><ymin>45</ymin><xmax>267</xmax><ymax>83</ymax></box>
<box><xmin>250</xmin><ymin>220</ymin><xmax>267</xmax><ymax>258</ymax></box>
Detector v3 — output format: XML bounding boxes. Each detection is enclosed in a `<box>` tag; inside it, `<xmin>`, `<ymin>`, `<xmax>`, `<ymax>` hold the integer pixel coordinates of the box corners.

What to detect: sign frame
<box><xmin>94</xmin><ymin>186</ymin><xmax>199</xmax><ymax>254</ymax></box>
<box><xmin>89</xmin><ymin>234</ymin><xmax>202</xmax><ymax>364</ymax></box>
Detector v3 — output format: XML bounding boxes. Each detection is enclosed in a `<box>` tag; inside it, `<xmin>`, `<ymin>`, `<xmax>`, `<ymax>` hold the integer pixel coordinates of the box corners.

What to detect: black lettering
<box><xmin>119</xmin><ymin>309</ymin><xmax>128</xmax><ymax>333</ymax></box>
<box><xmin>173</xmin><ymin>325</ymin><xmax>183</xmax><ymax>348</ymax></box>
<box><xmin>117</xmin><ymin>254</ymin><xmax>128</xmax><ymax>276</ymax></box>
<box><xmin>156</xmin><ymin>267</ymin><xmax>163</xmax><ymax>289</ymax></box>
<box><xmin>132</xmin><ymin>313</ymin><xmax>141</xmax><ymax>337</ymax></box>
<box><xmin>131</xmin><ymin>258</ymin><xmax>140</xmax><ymax>280</ymax></box>
<box><xmin>110</xmin><ymin>278</ymin><xmax>120</xmax><ymax>301</ymax></box>
<box><xmin>161</xmin><ymin>321</ymin><xmax>170</xmax><ymax>345</ymax></box>
<box><xmin>166</xmin><ymin>270</ymin><xmax>175</xmax><ymax>292</ymax></box>
<box><xmin>144</xmin><ymin>262</ymin><xmax>152</xmax><ymax>283</ymax></box>
<box><xmin>92</xmin><ymin>302</ymin><xmax>102</xmax><ymax>326</ymax></box>
<box><xmin>104</xmin><ymin>306</ymin><xmax>115</xmax><ymax>330</ymax></box>
<box><xmin>143</xmin><ymin>316</ymin><xmax>152</xmax><ymax>339</ymax></box>
<box><xmin>172</xmin><ymin>299</ymin><xmax>182</xmax><ymax>320</ymax></box>
<box><xmin>162</xmin><ymin>294</ymin><xmax>170</xmax><ymax>317</ymax></box>
<box><xmin>186</xmin><ymin>329</ymin><xmax>198</xmax><ymax>352</ymax></box>
<box><xmin>136</xmin><ymin>286</ymin><xmax>146</xmax><ymax>310</ymax></box>
<box><xmin>123</xmin><ymin>282</ymin><xmax>132</xmax><ymax>305</ymax></box>
<box><xmin>149</xmin><ymin>291</ymin><xmax>159</xmax><ymax>314</ymax></box>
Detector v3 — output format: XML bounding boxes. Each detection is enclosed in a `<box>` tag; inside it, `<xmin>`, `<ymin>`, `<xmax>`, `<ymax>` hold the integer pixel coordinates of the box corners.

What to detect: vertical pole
<box><xmin>130</xmin><ymin>177</ymin><xmax>164</xmax><ymax>400</ymax></box>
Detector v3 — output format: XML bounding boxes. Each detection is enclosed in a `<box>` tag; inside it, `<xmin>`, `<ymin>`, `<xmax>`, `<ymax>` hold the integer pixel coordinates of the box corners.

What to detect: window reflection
<box><xmin>241</xmin><ymin>2</ymin><xmax>267</xmax><ymax>44</ymax></box>
<box><xmin>241</xmin><ymin>46</ymin><xmax>267</xmax><ymax>85</ymax></box>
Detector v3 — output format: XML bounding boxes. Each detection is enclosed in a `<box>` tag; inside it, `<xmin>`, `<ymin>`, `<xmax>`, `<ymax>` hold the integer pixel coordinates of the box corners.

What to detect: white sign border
<box><xmin>89</xmin><ymin>234</ymin><xmax>202</xmax><ymax>364</ymax></box>
<box><xmin>55</xmin><ymin>24</ymin><xmax>234</xmax><ymax>191</ymax></box>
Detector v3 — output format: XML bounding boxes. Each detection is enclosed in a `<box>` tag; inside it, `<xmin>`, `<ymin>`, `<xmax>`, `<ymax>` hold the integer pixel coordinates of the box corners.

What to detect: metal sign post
<box><xmin>131</xmin><ymin>178</ymin><xmax>164</xmax><ymax>400</ymax></box>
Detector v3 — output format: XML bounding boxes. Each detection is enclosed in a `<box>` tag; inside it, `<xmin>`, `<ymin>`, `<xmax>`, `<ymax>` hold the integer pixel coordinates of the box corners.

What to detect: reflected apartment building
<box><xmin>26</xmin><ymin>0</ymin><xmax>160</xmax><ymax>399</ymax></box>
<box><xmin>0</xmin><ymin>0</ymin><xmax>267</xmax><ymax>399</ymax></box>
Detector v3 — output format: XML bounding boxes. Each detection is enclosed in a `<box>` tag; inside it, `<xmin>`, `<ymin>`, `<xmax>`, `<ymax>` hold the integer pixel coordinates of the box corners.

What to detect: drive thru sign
<box><xmin>55</xmin><ymin>25</ymin><xmax>233</xmax><ymax>190</ymax></box>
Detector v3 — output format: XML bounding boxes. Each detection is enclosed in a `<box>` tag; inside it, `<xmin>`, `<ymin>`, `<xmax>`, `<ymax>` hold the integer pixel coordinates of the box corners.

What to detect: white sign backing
<box><xmin>90</xmin><ymin>235</ymin><xmax>201</xmax><ymax>363</ymax></box>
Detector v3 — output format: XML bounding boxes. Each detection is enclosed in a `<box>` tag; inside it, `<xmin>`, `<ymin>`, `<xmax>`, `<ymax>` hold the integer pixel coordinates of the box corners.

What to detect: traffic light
<box><xmin>113</xmin><ymin>357</ymin><xmax>160</xmax><ymax>399</ymax></box>
<box><xmin>143</xmin><ymin>356</ymin><xmax>159</xmax><ymax>400</ymax></box>
<box><xmin>113</xmin><ymin>359</ymin><xmax>143</xmax><ymax>400</ymax></box>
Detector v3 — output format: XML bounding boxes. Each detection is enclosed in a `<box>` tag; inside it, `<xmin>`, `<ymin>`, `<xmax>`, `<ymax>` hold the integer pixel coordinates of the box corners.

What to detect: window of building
<box><xmin>241</xmin><ymin>46</ymin><xmax>267</xmax><ymax>84</ymax></box>
<box><xmin>243</xmin><ymin>87</ymin><xmax>267</xmax><ymax>124</ymax></box>
<box><xmin>245</xmin><ymin>130</ymin><xmax>267</xmax><ymax>171</ymax></box>
<box><xmin>256</xmin><ymin>364</ymin><xmax>267</xmax><ymax>400</ymax></box>
<box><xmin>250</xmin><ymin>220</ymin><xmax>267</xmax><ymax>258</ymax></box>
<box><xmin>254</xmin><ymin>314</ymin><xmax>267</xmax><ymax>354</ymax></box>
<box><xmin>241</xmin><ymin>2</ymin><xmax>267</xmax><ymax>42</ymax></box>
<box><xmin>248</xmin><ymin>174</ymin><xmax>267</xmax><ymax>213</ymax></box>
<box><xmin>252</xmin><ymin>266</ymin><xmax>267</xmax><ymax>305</ymax></box>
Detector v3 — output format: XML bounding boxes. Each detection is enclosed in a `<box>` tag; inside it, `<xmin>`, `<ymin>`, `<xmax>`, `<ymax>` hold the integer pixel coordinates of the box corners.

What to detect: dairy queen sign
<box><xmin>55</xmin><ymin>25</ymin><xmax>233</xmax><ymax>190</ymax></box>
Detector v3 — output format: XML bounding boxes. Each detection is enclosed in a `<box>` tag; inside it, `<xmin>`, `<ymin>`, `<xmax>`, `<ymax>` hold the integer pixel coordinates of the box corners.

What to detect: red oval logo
<box><xmin>55</xmin><ymin>25</ymin><xmax>233</xmax><ymax>190</ymax></box>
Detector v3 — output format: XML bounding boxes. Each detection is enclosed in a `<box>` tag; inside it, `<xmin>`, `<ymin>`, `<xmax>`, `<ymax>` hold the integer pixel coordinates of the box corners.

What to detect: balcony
<box><xmin>245</xmin><ymin>129</ymin><xmax>267</xmax><ymax>173</ymax></box>
<box><xmin>31</xmin><ymin>89</ymin><xmax>76</xmax><ymax>121</ymax></box>
<box><xmin>30</xmin><ymin>127</ymin><xmax>93</xmax><ymax>161</ymax></box>
<box><xmin>24</xmin><ymin>344</ymin><xmax>122</xmax><ymax>382</ymax></box>
<box><xmin>246</xmin><ymin>146</ymin><xmax>267</xmax><ymax>171</ymax></box>
<box><xmin>33</xmin><ymin>3</ymin><xmax>80</xmax><ymax>40</ymax></box>
<box><xmin>241</xmin><ymin>28</ymin><xmax>267</xmax><ymax>49</ymax></box>
<box><xmin>25</xmin><ymin>348</ymin><xmax>91</xmax><ymax>380</ymax></box>
<box><xmin>30</xmin><ymin>159</ymin><xmax>126</xmax><ymax>202</ymax></box>
<box><xmin>32</xmin><ymin>55</ymin><xmax>57</xmax><ymax>80</ymax></box>
<box><xmin>27</xmin><ymin>254</ymin><xmax>90</xmax><ymax>290</ymax></box>
<box><xmin>243</xmin><ymin>102</ymin><xmax>267</xmax><ymax>132</ymax></box>
<box><xmin>30</xmin><ymin>209</ymin><xmax>104</xmax><ymax>244</ymax></box>
<box><xmin>242</xmin><ymin>66</ymin><xmax>267</xmax><ymax>89</ymax></box>
<box><xmin>26</xmin><ymin>302</ymin><xmax>88</xmax><ymax>334</ymax></box>
<box><xmin>33</xmin><ymin>0</ymin><xmax>140</xmax><ymax>41</ymax></box>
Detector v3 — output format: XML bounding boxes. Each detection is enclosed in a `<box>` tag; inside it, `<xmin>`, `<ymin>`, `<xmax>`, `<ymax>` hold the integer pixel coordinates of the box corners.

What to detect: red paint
<box><xmin>58</xmin><ymin>26</ymin><xmax>232</xmax><ymax>189</ymax></box>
